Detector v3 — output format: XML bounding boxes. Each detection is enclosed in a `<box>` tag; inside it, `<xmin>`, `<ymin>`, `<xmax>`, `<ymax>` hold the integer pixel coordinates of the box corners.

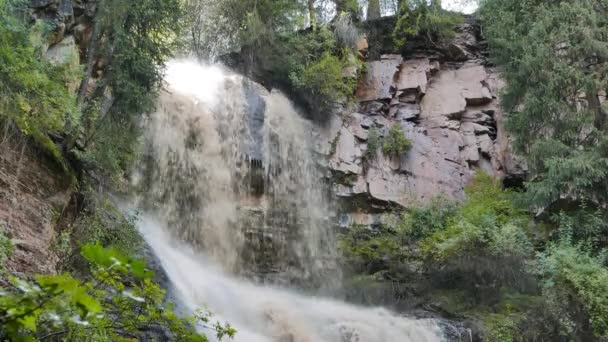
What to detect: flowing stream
<box><xmin>132</xmin><ymin>60</ymin><xmax>446</xmax><ymax>341</ymax></box>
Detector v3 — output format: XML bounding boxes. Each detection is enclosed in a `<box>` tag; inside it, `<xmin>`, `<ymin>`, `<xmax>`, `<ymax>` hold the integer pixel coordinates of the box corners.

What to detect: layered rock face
<box><xmin>0</xmin><ymin>130</ymin><xmax>72</xmax><ymax>276</ymax></box>
<box><xmin>321</xmin><ymin>21</ymin><xmax>526</xmax><ymax>225</ymax></box>
<box><xmin>30</xmin><ymin>0</ymin><xmax>97</xmax><ymax>70</ymax></box>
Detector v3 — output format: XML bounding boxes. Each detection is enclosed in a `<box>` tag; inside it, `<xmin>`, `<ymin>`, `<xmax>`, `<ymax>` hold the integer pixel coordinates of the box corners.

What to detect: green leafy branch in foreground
<box><xmin>0</xmin><ymin>243</ymin><xmax>235</xmax><ymax>341</ymax></box>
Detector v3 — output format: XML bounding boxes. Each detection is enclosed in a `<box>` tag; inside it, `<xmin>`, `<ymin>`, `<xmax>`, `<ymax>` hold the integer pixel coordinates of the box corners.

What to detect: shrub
<box><xmin>382</xmin><ymin>124</ymin><xmax>412</xmax><ymax>157</ymax></box>
<box><xmin>0</xmin><ymin>228</ymin><xmax>13</xmax><ymax>275</ymax></box>
<box><xmin>393</xmin><ymin>0</ymin><xmax>463</xmax><ymax>48</ymax></box>
<box><xmin>396</xmin><ymin>197</ymin><xmax>458</xmax><ymax>240</ymax></box>
<box><xmin>364</xmin><ymin>127</ymin><xmax>381</xmax><ymax>162</ymax></box>
<box><xmin>421</xmin><ymin>173</ymin><xmax>531</xmax><ymax>261</ymax></box>
<box><xmin>298</xmin><ymin>52</ymin><xmax>359</xmax><ymax>107</ymax></box>
<box><xmin>0</xmin><ymin>243</ymin><xmax>235</xmax><ymax>341</ymax></box>
<box><xmin>0</xmin><ymin>0</ymin><xmax>80</xmax><ymax>166</ymax></box>
<box><xmin>536</xmin><ymin>243</ymin><xmax>608</xmax><ymax>339</ymax></box>
<box><xmin>75</xmin><ymin>199</ymin><xmax>142</xmax><ymax>258</ymax></box>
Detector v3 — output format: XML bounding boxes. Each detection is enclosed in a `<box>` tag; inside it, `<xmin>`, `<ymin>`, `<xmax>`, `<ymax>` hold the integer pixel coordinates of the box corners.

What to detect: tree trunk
<box><xmin>334</xmin><ymin>0</ymin><xmax>358</xmax><ymax>20</ymax></box>
<box><xmin>308</xmin><ymin>0</ymin><xmax>317</xmax><ymax>30</ymax></box>
<box><xmin>367</xmin><ymin>0</ymin><xmax>381</xmax><ymax>20</ymax></box>
<box><xmin>77</xmin><ymin>1</ymin><xmax>104</xmax><ymax>107</ymax></box>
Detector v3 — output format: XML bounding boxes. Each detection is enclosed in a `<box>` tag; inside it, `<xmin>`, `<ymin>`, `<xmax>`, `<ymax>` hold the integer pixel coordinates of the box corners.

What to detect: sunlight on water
<box><xmin>133</xmin><ymin>60</ymin><xmax>445</xmax><ymax>341</ymax></box>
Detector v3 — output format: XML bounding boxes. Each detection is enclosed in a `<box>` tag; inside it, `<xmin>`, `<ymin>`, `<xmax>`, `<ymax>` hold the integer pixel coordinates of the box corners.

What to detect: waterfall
<box><xmin>132</xmin><ymin>60</ymin><xmax>445</xmax><ymax>341</ymax></box>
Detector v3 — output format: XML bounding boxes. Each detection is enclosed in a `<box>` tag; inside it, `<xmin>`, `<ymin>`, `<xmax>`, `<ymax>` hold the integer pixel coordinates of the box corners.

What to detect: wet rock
<box><xmin>58</xmin><ymin>0</ymin><xmax>73</xmax><ymax>19</ymax></box>
<box><xmin>72</xmin><ymin>22</ymin><xmax>94</xmax><ymax>53</ymax></box>
<box><xmin>356</xmin><ymin>54</ymin><xmax>402</xmax><ymax>102</ymax></box>
<box><xmin>334</xmin><ymin>176</ymin><xmax>368</xmax><ymax>197</ymax></box>
<box><xmin>45</xmin><ymin>35</ymin><xmax>78</xmax><ymax>65</ymax></box>
<box><xmin>314</xmin><ymin>114</ymin><xmax>343</xmax><ymax>156</ymax></box>
<box><xmin>329</xmin><ymin>127</ymin><xmax>362</xmax><ymax>175</ymax></box>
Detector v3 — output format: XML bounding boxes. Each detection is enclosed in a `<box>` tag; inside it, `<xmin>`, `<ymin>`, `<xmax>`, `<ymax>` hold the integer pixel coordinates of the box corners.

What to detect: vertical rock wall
<box><xmin>321</xmin><ymin>19</ymin><xmax>527</xmax><ymax>226</ymax></box>
<box><xmin>0</xmin><ymin>130</ymin><xmax>72</xmax><ymax>275</ymax></box>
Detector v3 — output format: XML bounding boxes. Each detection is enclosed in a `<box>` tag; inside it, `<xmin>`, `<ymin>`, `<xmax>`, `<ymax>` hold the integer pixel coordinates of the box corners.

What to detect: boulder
<box><xmin>356</xmin><ymin>54</ymin><xmax>402</xmax><ymax>102</ymax></box>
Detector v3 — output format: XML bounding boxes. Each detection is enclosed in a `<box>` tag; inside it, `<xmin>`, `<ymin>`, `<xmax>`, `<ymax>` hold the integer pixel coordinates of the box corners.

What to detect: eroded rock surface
<box><xmin>323</xmin><ymin>22</ymin><xmax>526</xmax><ymax>217</ymax></box>
<box><xmin>0</xmin><ymin>134</ymin><xmax>72</xmax><ymax>275</ymax></box>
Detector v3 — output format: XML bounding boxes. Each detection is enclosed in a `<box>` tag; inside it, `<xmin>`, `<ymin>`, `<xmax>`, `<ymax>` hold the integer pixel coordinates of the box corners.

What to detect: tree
<box><xmin>0</xmin><ymin>243</ymin><xmax>235</xmax><ymax>341</ymax></box>
<box><xmin>393</xmin><ymin>0</ymin><xmax>463</xmax><ymax>48</ymax></box>
<box><xmin>75</xmin><ymin>0</ymin><xmax>185</xmax><ymax>183</ymax></box>
<box><xmin>0</xmin><ymin>0</ymin><xmax>80</xmax><ymax>167</ymax></box>
<box><xmin>367</xmin><ymin>0</ymin><xmax>381</xmax><ymax>20</ymax></box>
<box><xmin>308</xmin><ymin>0</ymin><xmax>318</xmax><ymax>30</ymax></box>
<box><xmin>333</xmin><ymin>0</ymin><xmax>360</xmax><ymax>20</ymax></box>
<box><xmin>480</xmin><ymin>0</ymin><xmax>608</xmax><ymax>213</ymax></box>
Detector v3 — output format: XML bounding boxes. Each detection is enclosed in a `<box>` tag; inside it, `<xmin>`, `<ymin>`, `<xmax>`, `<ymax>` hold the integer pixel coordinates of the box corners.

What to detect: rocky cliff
<box><xmin>0</xmin><ymin>128</ymin><xmax>72</xmax><ymax>276</ymax></box>
<box><xmin>0</xmin><ymin>0</ymin><xmax>99</xmax><ymax>277</ymax></box>
<box><xmin>316</xmin><ymin>18</ymin><xmax>526</xmax><ymax>227</ymax></box>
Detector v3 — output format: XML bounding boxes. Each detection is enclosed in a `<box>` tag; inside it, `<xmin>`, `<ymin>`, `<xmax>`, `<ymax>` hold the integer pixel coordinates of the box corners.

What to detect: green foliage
<box><xmin>75</xmin><ymin>199</ymin><xmax>142</xmax><ymax>258</ymax></box>
<box><xmin>0</xmin><ymin>243</ymin><xmax>235</xmax><ymax>341</ymax></box>
<box><xmin>76</xmin><ymin>116</ymin><xmax>141</xmax><ymax>187</ymax></box>
<box><xmin>339</xmin><ymin>224</ymin><xmax>403</xmax><ymax>269</ymax></box>
<box><xmin>393</xmin><ymin>0</ymin><xmax>463</xmax><ymax>48</ymax></box>
<box><xmin>188</xmin><ymin>1</ymin><xmax>362</xmax><ymax>118</ymax></box>
<box><xmin>396</xmin><ymin>197</ymin><xmax>458</xmax><ymax>240</ymax></box>
<box><xmin>536</xmin><ymin>243</ymin><xmax>608</xmax><ymax>339</ymax></box>
<box><xmin>77</xmin><ymin>0</ymin><xmax>184</xmax><ymax>184</ymax></box>
<box><xmin>186</xmin><ymin>0</ymin><xmax>306</xmax><ymax>59</ymax></box>
<box><xmin>480</xmin><ymin>0</ymin><xmax>608</xmax><ymax>212</ymax></box>
<box><xmin>364</xmin><ymin>127</ymin><xmax>381</xmax><ymax>162</ymax></box>
<box><xmin>340</xmin><ymin>172</ymin><xmax>535</xmax><ymax>309</ymax></box>
<box><xmin>382</xmin><ymin>124</ymin><xmax>412</xmax><ymax>157</ymax></box>
<box><xmin>0</xmin><ymin>228</ymin><xmax>13</xmax><ymax>275</ymax></box>
<box><xmin>420</xmin><ymin>173</ymin><xmax>531</xmax><ymax>262</ymax></box>
<box><xmin>295</xmin><ymin>51</ymin><xmax>360</xmax><ymax>108</ymax></box>
<box><xmin>0</xmin><ymin>0</ymin><xmax>80</xmax><ymax>166</ymax></box>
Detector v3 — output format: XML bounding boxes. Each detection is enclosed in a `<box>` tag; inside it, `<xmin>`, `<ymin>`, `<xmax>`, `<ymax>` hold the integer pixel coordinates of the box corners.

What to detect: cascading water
<box><xmin>132</xmin><ymin>60</ymin><xmax>446</xmax><ymax>341</ymax></box>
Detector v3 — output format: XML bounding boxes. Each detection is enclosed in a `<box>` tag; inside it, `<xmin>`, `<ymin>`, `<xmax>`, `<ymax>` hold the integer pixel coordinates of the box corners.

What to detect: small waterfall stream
<box><xmin>132</xmin><ymin>60</ymin><xmax>445</xmax><ymax>341</ymax></box>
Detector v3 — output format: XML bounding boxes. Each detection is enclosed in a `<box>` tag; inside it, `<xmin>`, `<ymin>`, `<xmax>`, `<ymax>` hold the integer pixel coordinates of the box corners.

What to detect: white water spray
<box><xmin>133</xmin><ymin>60</ymin><xmax>446</xmax><ymax>341</ymax></box>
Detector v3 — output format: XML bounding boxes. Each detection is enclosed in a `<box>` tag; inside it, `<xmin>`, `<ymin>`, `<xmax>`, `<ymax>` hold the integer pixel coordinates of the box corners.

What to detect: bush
<box><xmin>0</xmin><ymin>0</ymin><xmax>80</xmax><ymax>166</ymax></box>
<box><xmin>382</xmin><ymin>125</ymin><xmax>412</xmax><ymax>157</ymax></box>
<box><xmin>297</xmin><ymin>52</ymin><xmax>359</xmax><ymax>107</ymax></box>
<box><xmin>420</xmin><ymin>173</ymin><xmax>531</xmax><ymax>262</ymax></box>
<box><xmin>75</xmin><ymin>199</ymin><xmax>142</xmax><ymax>258</ymax></box>
<box><xmin>364</xmin><ymin>127</ymin><xmax>381</xmax><ymax>162</ymax></box>
<box><xmin>393</xmin><ymin>0</ymin><xmax>463</xmax><ymax>48</ymax></box>
<box><xmin>0</xmin><ymin>228</ymin><xmax>13</xmax><ymax>275</ymax></box>
<box><xmin>536</xmin><ymin>243</ymin><xmax>608</xmax><ymax>339</ymax></box>
<box><xmin>0</xmin><ymin>243</ymin><xmax>235</xmax><ymax>341</ymax></box>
